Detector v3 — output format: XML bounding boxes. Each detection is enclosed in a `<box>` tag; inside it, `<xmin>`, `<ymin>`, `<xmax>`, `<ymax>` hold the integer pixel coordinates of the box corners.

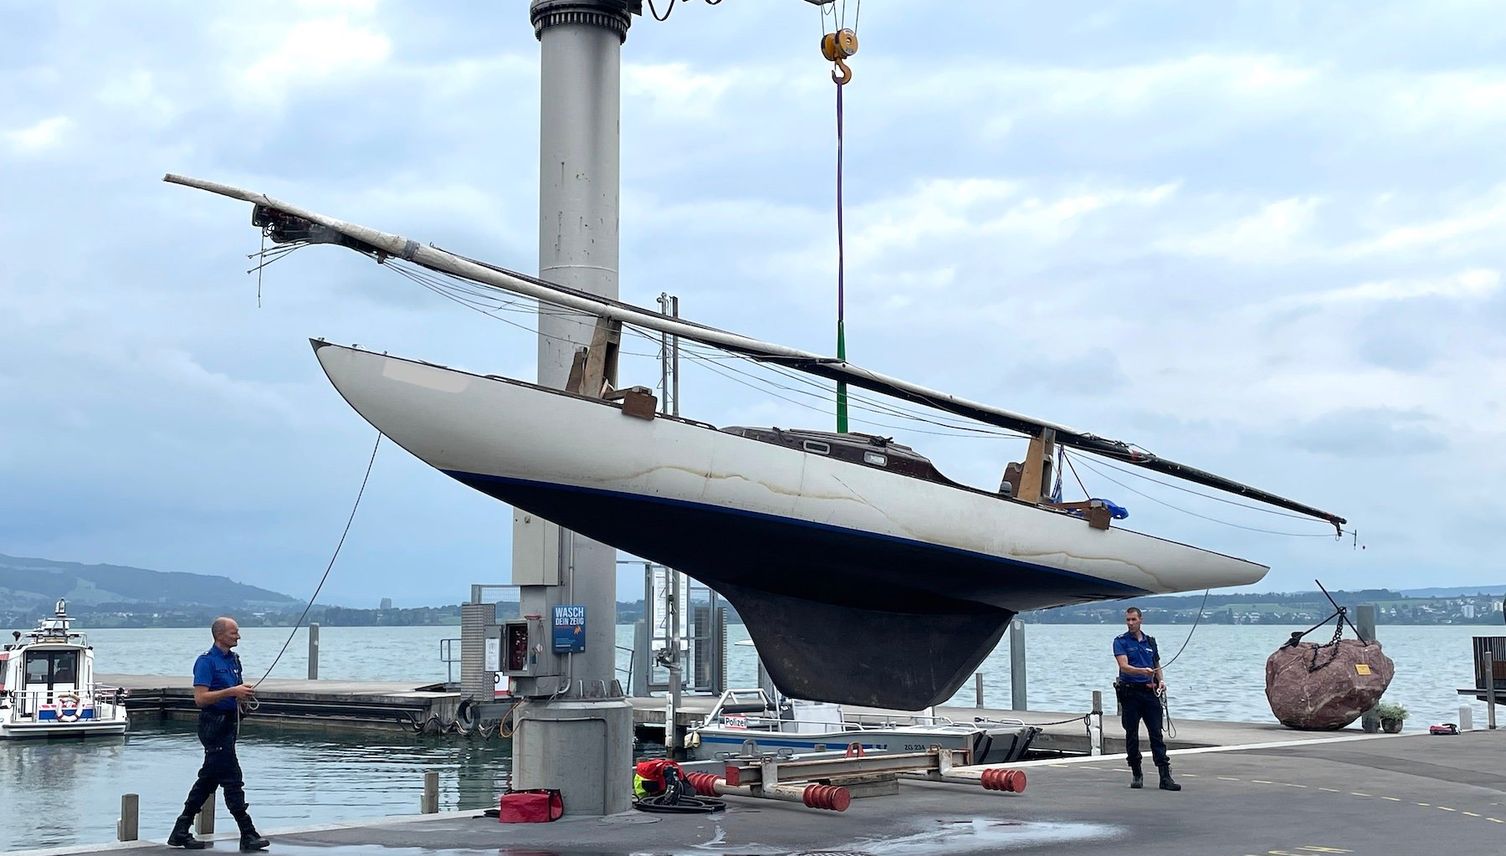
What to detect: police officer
<box><xmin>168</xmin><ymin>617</ymin><xmax>271</xmax><ymax>851</ymax></box>
<box><xmin>1112</xmin><ymin>607</ymin><xmax>1180</xmax><ymax>791</ymax></box>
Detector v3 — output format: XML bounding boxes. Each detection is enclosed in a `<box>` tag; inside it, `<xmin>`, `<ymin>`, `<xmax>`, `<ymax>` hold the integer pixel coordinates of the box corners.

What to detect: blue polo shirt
<box><xmin>192</xmin><ymin>645</ymin><xmax>243</xmax><ymax>712</ymax></box>
<box><xmin>1113</xmin><ymin>630</ymin><xmax>1159</xmax><ymax>684</ymax></box>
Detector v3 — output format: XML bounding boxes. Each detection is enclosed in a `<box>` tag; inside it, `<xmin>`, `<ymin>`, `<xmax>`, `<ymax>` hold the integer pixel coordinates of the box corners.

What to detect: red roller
<box><xmin>980</xmin><ymin>768</ymin><xmax>1027</xmax><ymax>793</ymax></box>
<box><xmin>801</xmin><ymin>783</ymin><xmax>852</xmax><ymax>812</ymax></box>
<box><xmin>686</xmin><ymin>772</ymin><xmax>723</xmax><ymax>797</ymax></box>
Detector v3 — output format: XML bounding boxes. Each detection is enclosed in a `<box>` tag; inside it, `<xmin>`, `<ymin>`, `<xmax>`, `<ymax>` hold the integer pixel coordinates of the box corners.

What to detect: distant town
<box><xmin>8</xmin><ymin>590</ymin><xmax>1506</xmax><ymax>630</ymax></box>
<box><xmin>1027</xmin><ymin>589</ymin><xmax>1506</xmax><ymax>626</ymax></box>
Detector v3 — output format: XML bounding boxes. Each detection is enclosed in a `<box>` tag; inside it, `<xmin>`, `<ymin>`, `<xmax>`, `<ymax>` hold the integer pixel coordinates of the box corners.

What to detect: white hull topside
<box><xmin>314</xmin><ymin>341</ymin><xmax>1265</xmax><ymax>708</ymax></box>
<box><xmin>314</xmin><ymin>342</ymin><xmax>1266</xmax><ymax>603</ymax></box>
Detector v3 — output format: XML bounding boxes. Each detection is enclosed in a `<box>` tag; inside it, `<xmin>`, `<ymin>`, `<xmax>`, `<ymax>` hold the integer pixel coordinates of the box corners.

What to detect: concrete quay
<box><xmin>21</xmin><ymin>729</ymin><xmax>1506</xmax><ymax>856</ymax></box>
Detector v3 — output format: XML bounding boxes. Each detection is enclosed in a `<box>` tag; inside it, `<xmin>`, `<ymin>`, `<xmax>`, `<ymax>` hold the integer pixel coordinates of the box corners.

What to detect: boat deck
<box><xmin>21</xmin><ymin>729</ymin><xmax>1506</xmax><ymax>856</ymax></box>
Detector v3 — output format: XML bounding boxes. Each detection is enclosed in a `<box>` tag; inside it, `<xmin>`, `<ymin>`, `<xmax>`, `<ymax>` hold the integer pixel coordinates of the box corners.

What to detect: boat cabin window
<box><xmin>863</xmin><ymin>451</ymin><xmax>888</xmax><ymax>467</ymax></box>
<box><xmin>803</xmin><ymin>440</ymin><xmax>831</xmax><ymax>455</ymax></box>
<box><xmin>23</xmin><ymin>650</ymin><xmax>78</xmax><ymax>687</ymax></box>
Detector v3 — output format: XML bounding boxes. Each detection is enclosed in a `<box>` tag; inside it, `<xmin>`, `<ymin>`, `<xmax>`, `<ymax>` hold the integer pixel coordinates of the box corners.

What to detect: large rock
<box><xmin>1265</xmin><ymin>638</ymin><xmax>1395</xmax><ymax>730</ymax></box>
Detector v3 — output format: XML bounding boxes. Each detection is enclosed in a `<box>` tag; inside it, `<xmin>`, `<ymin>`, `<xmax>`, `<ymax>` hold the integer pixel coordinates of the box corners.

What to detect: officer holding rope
<box><xmin>1113</xmin><ymin>607</ymin><xmax>1181</xmax><ymax>791</ymax></box>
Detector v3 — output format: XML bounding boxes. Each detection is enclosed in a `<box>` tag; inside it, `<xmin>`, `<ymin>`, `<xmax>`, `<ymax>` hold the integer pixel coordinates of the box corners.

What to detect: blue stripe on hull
<box><xmin>445</xmin><ymin>470</ymin><xmax>1148</xmax><ymax>612</ymax></box>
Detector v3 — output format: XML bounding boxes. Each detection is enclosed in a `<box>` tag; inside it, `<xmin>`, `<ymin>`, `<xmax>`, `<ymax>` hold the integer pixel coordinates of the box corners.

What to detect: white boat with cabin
<box><xmin>1</xmin><ymin>600</ymin><xmax>129</xmax><ymax>739</ymax></box>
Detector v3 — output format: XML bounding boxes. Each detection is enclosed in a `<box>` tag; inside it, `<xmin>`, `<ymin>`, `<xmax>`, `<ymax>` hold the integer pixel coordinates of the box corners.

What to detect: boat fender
<box><xmin>684</xmin><ymin>731</ymin><xmax>700</xmax><ymax>749</ymax></box>
<box><xmin>56</xmin><ymin>692</ymin><xmax>81</xmax><ymax>723</ymax></box>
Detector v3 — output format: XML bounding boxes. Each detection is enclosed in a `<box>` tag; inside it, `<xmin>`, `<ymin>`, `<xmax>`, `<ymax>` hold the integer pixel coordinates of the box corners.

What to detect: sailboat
<box><xmin>165</xmin><ymin>174</ymin><xmax>1345</xmax><ymax>710</ymax></box>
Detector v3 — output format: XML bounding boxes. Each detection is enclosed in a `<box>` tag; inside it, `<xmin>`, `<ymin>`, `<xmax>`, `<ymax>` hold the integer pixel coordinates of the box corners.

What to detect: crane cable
<box><xmin>820</xmin><ymin>1</ymin><xmax>860</xmax><ymax>432</ymax></box>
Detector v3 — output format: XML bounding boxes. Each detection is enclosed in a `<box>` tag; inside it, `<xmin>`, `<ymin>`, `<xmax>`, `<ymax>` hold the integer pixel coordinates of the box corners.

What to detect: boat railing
<box><xmin>8</xmin><ymin>687</ymin><xmax>126</xmax><ymax>720</ymax></box>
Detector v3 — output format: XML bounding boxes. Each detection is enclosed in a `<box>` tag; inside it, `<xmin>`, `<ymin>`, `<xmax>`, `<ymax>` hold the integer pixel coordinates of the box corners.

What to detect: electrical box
<box><xmin>511</xmin><ymin>510</ymin><xmax>560</xmax><ymax>586</ymax></box>
<box><xmin>500</xmin><ymin>619</ymin><xmax>536</xmax><ymax>677</ymax></box>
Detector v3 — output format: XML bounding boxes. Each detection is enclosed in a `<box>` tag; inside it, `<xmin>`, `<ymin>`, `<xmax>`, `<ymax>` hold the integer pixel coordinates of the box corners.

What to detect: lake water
<box><xmin>0</xmin><ymin>622</ymin><xmax>1496</xmax><ymax>851</ymax></box>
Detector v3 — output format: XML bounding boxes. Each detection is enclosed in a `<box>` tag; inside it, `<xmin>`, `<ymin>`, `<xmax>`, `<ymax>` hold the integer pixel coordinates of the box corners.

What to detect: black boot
<box><xmin>1157</xmin><ymin>765</ymin><xmax>1181</xmax><ymax>791</ymax></box>
<box><xmin>167</xmin><ymin>817</ymin><xmax>206</xmax><ymax>850</ymax></box>
<box><xmin>1129</xmin><ymin>764</ymin><xmax>1143</xmax><ymax>789</ymax></box>
<box><xmin>233</xmin><ymin>812</ymin><xmax>270</xmax><ymax>852</ymax></box>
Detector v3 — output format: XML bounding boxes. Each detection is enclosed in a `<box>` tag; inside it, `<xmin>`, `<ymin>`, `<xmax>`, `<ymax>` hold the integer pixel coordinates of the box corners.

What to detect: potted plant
<box><xmin>1375</xmin><ymin>700</ymin><xmax>1407</xmax><ymax>733</ymax></box>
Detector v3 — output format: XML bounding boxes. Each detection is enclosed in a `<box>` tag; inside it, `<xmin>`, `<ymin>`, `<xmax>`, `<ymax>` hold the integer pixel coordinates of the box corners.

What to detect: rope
<box><xmin>1158</xmin><ymin>588</ymin><xmax>1211</xmax><ymax>670</ymax></box>
<box><xmin>249</xmin><ymin>431</ymin><xmax>382</xmax><ymax>690</ymax></box>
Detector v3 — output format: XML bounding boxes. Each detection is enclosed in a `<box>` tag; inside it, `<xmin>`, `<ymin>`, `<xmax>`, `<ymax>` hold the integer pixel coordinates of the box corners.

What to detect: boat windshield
<box><xmin>23</xmin><ymin>650</ymin><xmax>79</xmax><ymax>687</ymax></box>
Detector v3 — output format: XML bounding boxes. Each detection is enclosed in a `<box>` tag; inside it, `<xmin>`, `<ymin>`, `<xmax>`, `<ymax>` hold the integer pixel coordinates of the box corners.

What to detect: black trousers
<box><xmin>180</xmin><ymin>709</ymin><xmax>249</xmax><ymax>819</ymax></box>
<box><xmin>1117</xmin><ymin>683</ymin><xmax>1169</xmax><ymax>770</ymax></box>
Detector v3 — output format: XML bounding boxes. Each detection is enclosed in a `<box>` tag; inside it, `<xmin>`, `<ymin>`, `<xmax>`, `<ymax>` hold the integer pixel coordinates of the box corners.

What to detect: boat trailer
<box><xmin>684</xmin><ymin>745</ymin><xmax>1028</xmax><ymax>813</ymax></box>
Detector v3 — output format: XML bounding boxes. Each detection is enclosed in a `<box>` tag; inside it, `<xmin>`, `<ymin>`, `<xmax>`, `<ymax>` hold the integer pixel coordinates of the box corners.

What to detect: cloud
<box><xmin>3</xmin><ymin>115</ymin><xmax>71</xmax><ymax>154</ymax></box>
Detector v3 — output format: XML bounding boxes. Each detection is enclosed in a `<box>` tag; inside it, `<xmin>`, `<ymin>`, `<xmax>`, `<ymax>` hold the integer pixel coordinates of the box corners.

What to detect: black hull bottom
<box><xmin>452</xmin><ymin>471</ymin><xmax>1142</xmax><ymax>708</ymax></box>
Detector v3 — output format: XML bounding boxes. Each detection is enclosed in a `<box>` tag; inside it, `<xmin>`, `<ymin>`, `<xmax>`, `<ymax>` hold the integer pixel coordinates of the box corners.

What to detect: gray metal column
<box><xmin>1009</xmin><ymin>620</ymin><xmax>1027</xmax><ymax>710</ymax></box>
<box><xmin>307</xmin><ymin>622</ymin><xmax>319</xmax><ymax>680</ymax></box>
<box><xmin>1357</xmin><ymin>604</ymin><xmax>1379</xmax><ymax>733</ymax></box>
<box><xmin>513</xmin><ymin>0</ymin><xmax>636</xmax><ymax>817</ymax></box>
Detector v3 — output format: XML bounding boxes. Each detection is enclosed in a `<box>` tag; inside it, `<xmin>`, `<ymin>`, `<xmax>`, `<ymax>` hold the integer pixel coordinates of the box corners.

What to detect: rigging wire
<box><xmin>350</xmin><ymin>252</ymin><xmax>1345</xmax><ymax>539</ymax></box>
<box><xmin>1071</xmin><ymin>454</ymin><xmax>1340</xmax><ymax>537</ymax></box>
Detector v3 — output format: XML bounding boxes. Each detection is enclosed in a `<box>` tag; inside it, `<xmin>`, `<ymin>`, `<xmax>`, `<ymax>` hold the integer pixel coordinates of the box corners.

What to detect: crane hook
<box><xmin>821</xmin><ymin>28</ymin><xmax>859</xmax><ymax>85</ymax></box>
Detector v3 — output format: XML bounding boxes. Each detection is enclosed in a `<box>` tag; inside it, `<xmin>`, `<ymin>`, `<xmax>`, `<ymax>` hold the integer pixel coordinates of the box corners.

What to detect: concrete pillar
<box><xmin>422</xmin><ymin>771</ymin><xmax>439</xmax><ymax>814</ymax></box>
<box><xmin>631</xmin><ymin>620</ymin><xmax>649</xmax><ymax>696</ymax></box>
<box><xmin>195</xmin><ymin>795</ymin><xmax>215</xmax><ymax>835</ymax></box>
<box><xmin>118</xmin><ymin>794</ymin><xmax>138</xmax><ymax>842</ymax></box>
<box><xmin>1357</xmin><ymin>605</ymin><xmax>1379</xmax><ymax>733</ymax></box>
<box><xmin>1009</xmin><ymin>620</ymin><xmax>1027</xmax><ymax>711</ymax></box>
<box><xmin>307</xmin><ymin>622</ymin><xmax>319</xmax><ymax>680</ymax></box>
<box><xmin>974</xmin><ymin>672</ymin><xmax>984</xmax><ymax>708</ymax></box>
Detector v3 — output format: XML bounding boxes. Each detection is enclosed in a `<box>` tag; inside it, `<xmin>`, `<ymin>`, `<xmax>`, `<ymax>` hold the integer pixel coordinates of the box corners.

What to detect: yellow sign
<box><xmin>1355</xmin><ymin>664</ymin><xmax>1372</xmax><ymax>675</ymax></box>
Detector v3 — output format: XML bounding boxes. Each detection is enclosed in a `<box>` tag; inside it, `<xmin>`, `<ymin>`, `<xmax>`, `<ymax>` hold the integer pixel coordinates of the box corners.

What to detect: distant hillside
<box><xmin>0</xmin><ymin>553</ymin><xmax>298</xmax><ymax>625</ymax></box>
<box><xmin>1399</xmin><ymin>585</ymin><xmax>1506</xmax><ymax>598</ymax></box>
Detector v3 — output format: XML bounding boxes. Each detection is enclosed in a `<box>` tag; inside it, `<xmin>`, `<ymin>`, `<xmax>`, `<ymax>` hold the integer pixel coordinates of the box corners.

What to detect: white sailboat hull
<box><xmin>314</xmin><ymin>342</ymin><xmax>1267</xmax><ymax>707</ymax></box>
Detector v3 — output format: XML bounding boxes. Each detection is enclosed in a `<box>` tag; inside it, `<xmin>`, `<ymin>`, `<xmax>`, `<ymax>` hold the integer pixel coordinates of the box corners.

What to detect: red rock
<box><xmin>1265</xmin><ymin>638</ymin><xmax>1395</xmax><ymax>730</ymax></box>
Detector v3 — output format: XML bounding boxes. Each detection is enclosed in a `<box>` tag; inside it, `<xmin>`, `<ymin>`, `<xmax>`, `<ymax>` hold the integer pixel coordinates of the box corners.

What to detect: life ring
<box><xmin>56</xmin><ymin>692</ymin><xmax>81</xmax><ymax>723</ymax></box>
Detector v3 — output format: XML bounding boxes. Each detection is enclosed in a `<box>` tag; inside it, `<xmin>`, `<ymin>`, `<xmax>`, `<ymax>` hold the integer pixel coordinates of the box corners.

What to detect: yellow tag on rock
<box><xmin>1355</xmin><ymin>664</ymin><xmax>1372</xmax><ymax>675</ymax></box>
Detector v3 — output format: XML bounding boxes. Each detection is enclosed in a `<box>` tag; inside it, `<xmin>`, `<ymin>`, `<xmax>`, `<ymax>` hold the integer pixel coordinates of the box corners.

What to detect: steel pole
<box><xmin>514</xmin><ymin>0</ymin><xmax>636</xmax><ymax>817</ymax></box>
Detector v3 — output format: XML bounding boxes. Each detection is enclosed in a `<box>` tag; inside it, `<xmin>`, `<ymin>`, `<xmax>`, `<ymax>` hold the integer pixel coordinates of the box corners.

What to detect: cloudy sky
<box><xmin>3</xmin><ymin>1</ymin><xmax>1502</xmax><ymax>608</ymax></box>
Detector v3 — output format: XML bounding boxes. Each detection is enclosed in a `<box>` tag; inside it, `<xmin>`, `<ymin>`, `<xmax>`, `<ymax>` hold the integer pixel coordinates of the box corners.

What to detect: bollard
<box><xmin>975</xmin><ymin>672</ymin><xmax>984</xmax><ymax>708</ymax></box>
<box><xmin>1459</xmin><ymin>705</ymin><xmax>1473</xmax><ymax>732</ymax></box>
<box><xmin>1090</xmin><ymin>690</ymin><xmax>1103</xmax><ymax>756</ymax></box>
<box><xmin>422</xmin><ymin>770</ymin><xmax>439</xmax><ymax>814</ymax></box>
<box><xmin>308</xmin><ymin>622</ymin><xmax>320</xmax><ymax>680</ymax></box>
<box><xmin>1357</xmin><ymin>605</ymin><xmax>1379</xmax><ymax>733</ymax></box>
<box><xmin>1487</xmin><ymin>653</ymin><xmax>1498</xmax><ymax>730</ymax></box>
<box><xmin>196</xmin><ymin>793</ymin><xmax>215</xmax><ymax>835</ymax></box>
<box><xmin>1009</xmin><ymin>621</ymin><xmax>1027</xmax><ymax>711</ymax></box>
<box><xmin>118</xmin><ymin>794</ymin><xmax>139</xmax><ymax>842</ymax></box>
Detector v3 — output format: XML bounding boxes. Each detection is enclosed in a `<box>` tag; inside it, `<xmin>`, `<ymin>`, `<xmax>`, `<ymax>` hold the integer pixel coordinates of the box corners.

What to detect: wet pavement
<box><xmin>22</xmin><ymin>730</ymin><xmax>1506</xmax><ymax>856</ymax></box>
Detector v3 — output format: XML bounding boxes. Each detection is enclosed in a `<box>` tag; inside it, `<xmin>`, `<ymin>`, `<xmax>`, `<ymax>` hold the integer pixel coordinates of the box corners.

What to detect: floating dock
<box><xmin>21</xmin><ymin>729</ymin><xmax>1506</xmax><ymax>856</ymax></box>
<box><xmin>106</xmin><ymin>672</ymin><xmax>1379</xmax><ymax>755</ymax></box>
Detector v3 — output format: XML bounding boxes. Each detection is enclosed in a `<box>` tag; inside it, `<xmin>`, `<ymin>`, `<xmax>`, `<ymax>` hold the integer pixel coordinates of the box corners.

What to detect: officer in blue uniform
<box><xmin>1113</xmin><ymin>607</ymin><xmax>1181</xmax><ymax>791</ymax></box>
<box><xmin>168</xmin><ymin>617</ymin><xmax>271</xmax><ymax>851</ymax></box>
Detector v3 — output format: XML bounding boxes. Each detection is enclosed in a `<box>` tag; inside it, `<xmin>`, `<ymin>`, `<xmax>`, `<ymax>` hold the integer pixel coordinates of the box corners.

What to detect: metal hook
<box><xmin>832</xmin><ymin>57</ymin><xmax>852</xmax><ymax>85</ymax></box>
